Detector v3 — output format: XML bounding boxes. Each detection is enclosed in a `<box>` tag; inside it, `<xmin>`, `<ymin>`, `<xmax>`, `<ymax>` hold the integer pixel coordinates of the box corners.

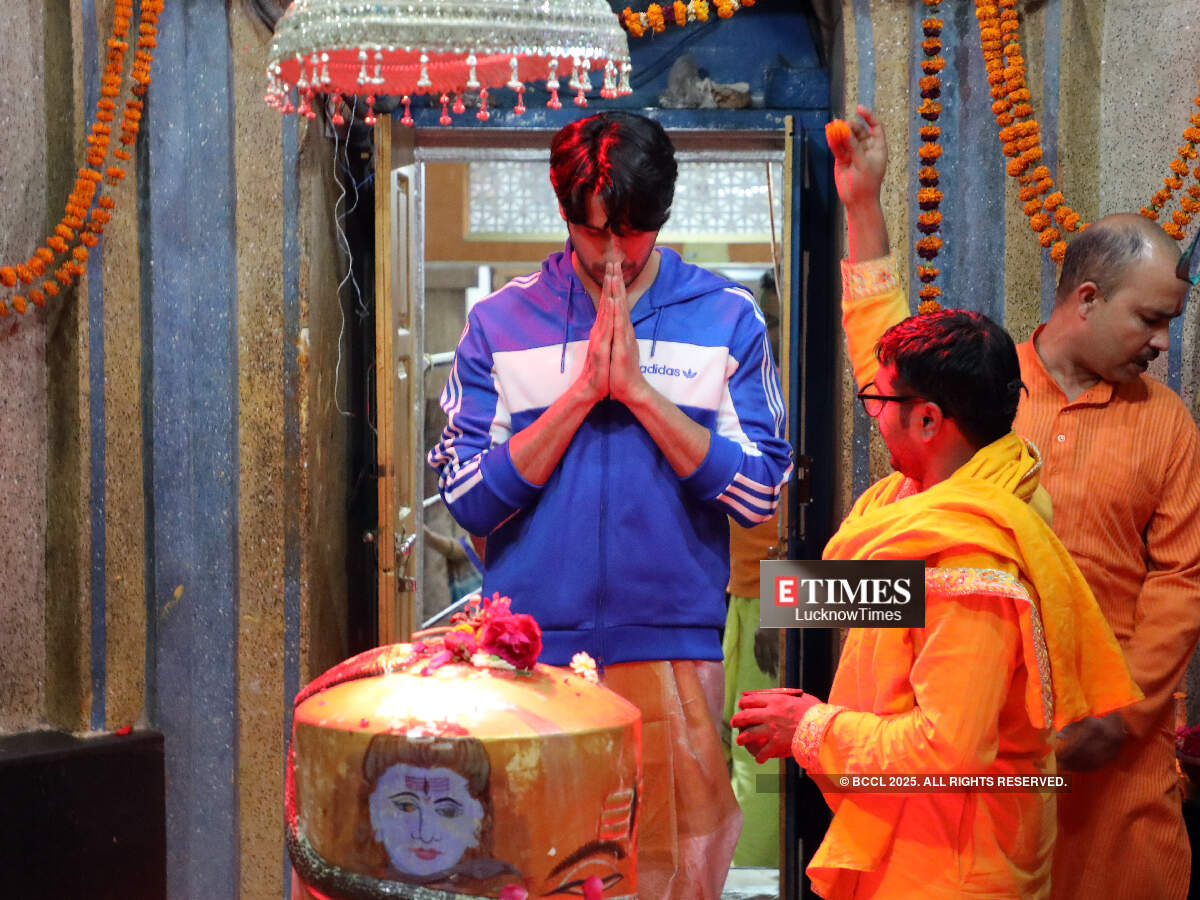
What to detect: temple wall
<box><xmin>0</xmin><ymin>0</ymin><xmax>52</xmax><ymax>733</ymax></box>
<box><xmin>0</xmin><ymin>1</ymin><xmax>346</xmax><ymax>896</ymax></box>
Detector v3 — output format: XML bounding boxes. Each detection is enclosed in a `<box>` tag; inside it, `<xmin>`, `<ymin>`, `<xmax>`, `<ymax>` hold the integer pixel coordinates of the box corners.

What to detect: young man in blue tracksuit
<box><xmin>428</xmin><ymin>112</ymin><xmax>792</xmax><ymax>899</ymax></box>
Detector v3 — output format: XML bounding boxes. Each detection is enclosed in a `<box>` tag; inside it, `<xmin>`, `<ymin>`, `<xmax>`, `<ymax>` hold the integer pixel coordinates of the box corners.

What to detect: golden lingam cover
<box><xmin>287</xmin><ymin>594</ymin><xmax>642</xmax><ymax>900</ymax></box>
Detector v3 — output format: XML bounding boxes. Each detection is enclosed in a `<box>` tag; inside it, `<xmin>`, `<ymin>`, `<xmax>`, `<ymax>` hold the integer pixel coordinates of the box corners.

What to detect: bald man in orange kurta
<box><xmin>829</xmin><ymin>106</ymin><xmax>1200</xmax><ymax>898</ymax></box>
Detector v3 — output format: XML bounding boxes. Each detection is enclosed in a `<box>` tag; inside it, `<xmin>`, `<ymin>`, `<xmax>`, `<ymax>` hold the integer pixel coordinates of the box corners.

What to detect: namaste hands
<box><xmin>580</xmin><ymin>259</ymin><xmax>648</xmax><ymax>406</ymax></box>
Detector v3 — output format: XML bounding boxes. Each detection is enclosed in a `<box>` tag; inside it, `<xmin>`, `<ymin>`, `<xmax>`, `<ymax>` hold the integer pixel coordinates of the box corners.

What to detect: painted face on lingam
<box><xmin>368</xmin><ymin>763</ymin><xmax>486</xmax><ymax>878</ymax></box>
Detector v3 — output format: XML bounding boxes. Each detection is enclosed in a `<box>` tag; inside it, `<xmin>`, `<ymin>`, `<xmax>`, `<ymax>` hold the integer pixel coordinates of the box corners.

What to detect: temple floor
<box><xmin>722</xmin><ymin>866</ymin><xmax>780</xmax><ymax>900</ymax></box>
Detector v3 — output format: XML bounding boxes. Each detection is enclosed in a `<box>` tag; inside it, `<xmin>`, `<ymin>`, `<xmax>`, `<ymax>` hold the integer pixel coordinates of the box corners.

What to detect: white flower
<box><xmin>570</xmin><ymin>651</ymin><xmax>599</xmax><ymax>683</ymax></box>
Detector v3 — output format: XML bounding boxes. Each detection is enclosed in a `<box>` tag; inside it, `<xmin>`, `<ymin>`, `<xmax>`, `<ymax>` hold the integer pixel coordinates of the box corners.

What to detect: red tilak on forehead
<box><xmin>405</xmin><ymin>774</ymin><xmax>451</xmax><ymax>795</ymax></box>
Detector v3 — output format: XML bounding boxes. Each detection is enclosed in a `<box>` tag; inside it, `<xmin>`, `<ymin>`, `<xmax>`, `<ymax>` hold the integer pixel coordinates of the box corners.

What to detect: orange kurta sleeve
<box><xmin>840</xmin><ymin>255</ymin><xmax>908</xmax><ymax>390</ymax></box>
<box><xmin>1116</xmin><ymin>410</ymin><xmax>1200</xmax><ymax>739</ymax></box>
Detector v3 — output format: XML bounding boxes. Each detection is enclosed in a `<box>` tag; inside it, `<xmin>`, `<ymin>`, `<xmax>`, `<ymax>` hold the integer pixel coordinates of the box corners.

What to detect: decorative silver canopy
<box><xmin>265</xmin><ymin>0</ymin><xmax>633</xmax><ymax>123</ymax></box>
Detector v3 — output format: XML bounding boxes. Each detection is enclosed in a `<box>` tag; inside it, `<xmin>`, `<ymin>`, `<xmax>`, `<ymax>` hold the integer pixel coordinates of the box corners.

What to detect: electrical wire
<box><xmin>330</xmin><ymin>96</ymin><xmax>362</xmax><ymax>417</ymax></box>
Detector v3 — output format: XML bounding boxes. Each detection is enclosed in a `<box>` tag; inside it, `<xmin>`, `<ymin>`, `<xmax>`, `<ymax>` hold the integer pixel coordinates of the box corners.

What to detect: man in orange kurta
<box><xmin>828</xmin><ymin>108</ymin><xmax>1200</xmax><ymax>899</ymax></box>
<box><xmin>732</xmin><ymin>309</ymin><xmax>1139</xmax><ymax>897</ymax></box>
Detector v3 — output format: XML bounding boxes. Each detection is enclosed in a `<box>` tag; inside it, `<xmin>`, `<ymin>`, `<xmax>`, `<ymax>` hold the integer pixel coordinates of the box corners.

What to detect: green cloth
<box><xmin>722</xmin><ymin>593</ymin><xmax>780</xmax><ymax>867</ymax></box>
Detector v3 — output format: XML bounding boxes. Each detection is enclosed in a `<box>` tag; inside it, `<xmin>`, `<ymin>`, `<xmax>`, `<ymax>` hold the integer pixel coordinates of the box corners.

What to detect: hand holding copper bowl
<box><xmin>731</xmin><ymin>688</ymin><xmax>822</xmax><ymax>764</ymax></box>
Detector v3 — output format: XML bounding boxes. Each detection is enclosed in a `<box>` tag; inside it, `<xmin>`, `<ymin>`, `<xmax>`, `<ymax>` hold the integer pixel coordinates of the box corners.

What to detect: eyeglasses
<box><xmin>856</xmin><ymin>381</ymin><xmax>922</xmax><ymax>418</ymax></box>
<box><xmin>1179</xmin><ymin>227</ymin><xmax>1200</xmax><ymax>287</ymax></box>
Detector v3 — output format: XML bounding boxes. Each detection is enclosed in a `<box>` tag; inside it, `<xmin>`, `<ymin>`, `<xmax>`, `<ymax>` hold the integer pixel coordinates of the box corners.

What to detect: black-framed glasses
<box><xmin>856</xmin><ymin>381</ymin><xmax>922</xmax><ymax>418</ymax></box>
<box><xmin>1179</xmin><ymin>226</ymin><xmax>1200</xmax><ymax>287</ymax></box>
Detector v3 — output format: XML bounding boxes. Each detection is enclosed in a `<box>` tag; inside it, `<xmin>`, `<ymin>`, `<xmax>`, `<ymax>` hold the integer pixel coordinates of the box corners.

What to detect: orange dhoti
<box><xmin>603</xmin><ymin>659</ymin><xmax>742</xmax><ymax>900</ymax></box>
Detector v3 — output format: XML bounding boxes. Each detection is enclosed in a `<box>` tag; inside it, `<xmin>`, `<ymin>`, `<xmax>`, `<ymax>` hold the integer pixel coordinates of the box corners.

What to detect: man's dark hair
<box><xmin>550</xmin><ymin>112</ymin><xmax>677</xmax><ymax>235</ymax></box>
<box><xmin>876</xmin><ymin>309</ymin><xmax>1024</xmax><ymax>448</ymax></box>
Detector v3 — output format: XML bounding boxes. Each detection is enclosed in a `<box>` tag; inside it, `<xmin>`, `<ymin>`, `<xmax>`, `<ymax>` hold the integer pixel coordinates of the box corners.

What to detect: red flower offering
<box><xmin>479</xmin><ymin>613</ymin><xmax>543</xmax><ymax>671</ymax></box>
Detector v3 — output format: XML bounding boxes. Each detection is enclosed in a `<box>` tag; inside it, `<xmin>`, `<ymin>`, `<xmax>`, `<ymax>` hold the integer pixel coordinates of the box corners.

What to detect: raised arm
<box><xmin>828</xmin><ymin>107</ymin><xmax>909</xmax><ymax>388</ymax></box>
<box><xmin>829</xmin><ymin>106</ymin><xmax>891</xmax><ymax>263</ymax></box>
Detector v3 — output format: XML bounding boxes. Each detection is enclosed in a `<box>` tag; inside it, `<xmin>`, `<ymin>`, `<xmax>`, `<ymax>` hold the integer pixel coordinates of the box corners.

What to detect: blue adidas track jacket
<box><xmin>428</xmin><ymin>243</ymin><xmax>793</xmax><ymax>666</ymax></box>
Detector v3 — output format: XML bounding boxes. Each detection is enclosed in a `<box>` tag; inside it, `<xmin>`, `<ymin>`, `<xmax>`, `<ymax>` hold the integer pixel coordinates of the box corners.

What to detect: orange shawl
<box><xmin>823</xmin><ymin>432</ymin><xmax>1139</xmax><ymax>730</ymax></box>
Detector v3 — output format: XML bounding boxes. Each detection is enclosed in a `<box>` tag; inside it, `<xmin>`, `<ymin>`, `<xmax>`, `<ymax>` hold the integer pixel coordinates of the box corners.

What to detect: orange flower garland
<box><xmin>975</xmin><ymin>0</ymin><xmax>1079</xmax><ymax>264</ymax></box>
<box><xmin>915</xmin><ymin>0</ymin><xmax>945</xmax><ymax>305</ymax></box>
<box><xmin>1139</xmin><ymin>80</ymin><xmax>1200</xmax><ymax>240</ymax></box>
<box><xmin>621</xmin><ymin>0</ymin><xmax>753</xmax><ymax>36</ymax></box>
<box><xmin>979</xmin><ymin>6</ymin><xmax>1196</xmax><ymax>259</ymax></box>
<box><xmin>0</xmin><ymin>0</ymin><xmax>164</xmax><ymax>317</ymax></box>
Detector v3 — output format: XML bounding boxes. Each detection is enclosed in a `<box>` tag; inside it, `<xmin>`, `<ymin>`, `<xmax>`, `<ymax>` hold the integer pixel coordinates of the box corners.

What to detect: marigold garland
<box><xmin>621</xmin><ymin>0</ymin><xmax>753</xmax><ymax>36</ymax></box>
<box><xmin>915</xmin><ymin>0</ymin><xmax>944</xmax><ymax>305</ymax></box>
<box><xmin>975</xmin><ymin>0</ymin><xmax>1078</xmax><ymax>264</ymax></box>
<box><xmin>979</xmin><ymin>5</ymin><xmax>1197</xmax><ymax>261</ymax></box>
<box><xmin>0</xmin><ymin>0</ymin><xmax>163</xmax><ymax>318</ymax></box>
<box><xmin>1139</xmin><ymin>82</ymin><xmax>1200</xmax><ymax>240</ymax></box>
